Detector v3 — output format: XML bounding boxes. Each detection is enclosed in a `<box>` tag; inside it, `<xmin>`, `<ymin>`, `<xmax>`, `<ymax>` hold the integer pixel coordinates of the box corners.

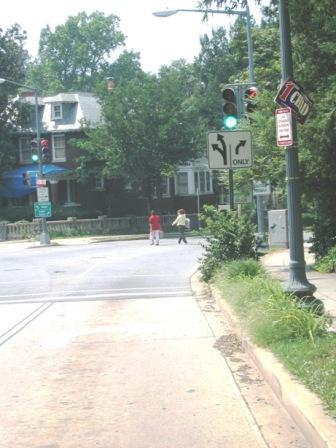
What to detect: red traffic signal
<box><xmin>245</xmin><ymin>86</ymin><xmax>257</xmax><ymax>99</ymax></box>
<box><xmin>41</xmin><ymin>138</ymin><xmax>49</xmax><ymax>149</ymax></box>
<box><xmin>245</xmin><ymin>86</ymin><xmax>258</xmax><ymax>113</ymax></box>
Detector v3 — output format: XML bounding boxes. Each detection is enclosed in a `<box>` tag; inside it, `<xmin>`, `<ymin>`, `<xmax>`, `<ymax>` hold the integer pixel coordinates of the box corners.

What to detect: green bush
<box><xmin>314</xmin><ymin>246</ymin><xmax>336</xmax><ymax>273</ymax></box>
<box><xmin>199</xmin><ymin>205</ymin><xmax>257</xmax><ymax>281</ymax></box>
<box><xmin>223</xmin><ymin>259</ymin><xmax>265</xmax><ymax>279</ymax></box>
<box><xmin>0</xmin><ymin>206</ymin><xmax>34</xmax><ymax>222</ymax></box>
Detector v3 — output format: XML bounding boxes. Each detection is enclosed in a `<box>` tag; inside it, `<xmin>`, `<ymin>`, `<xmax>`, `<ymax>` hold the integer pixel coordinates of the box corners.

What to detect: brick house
<box><xmin>1</xmin><ymin>92</ymin><xmax>216</xmax><ymax>215</ymax></box>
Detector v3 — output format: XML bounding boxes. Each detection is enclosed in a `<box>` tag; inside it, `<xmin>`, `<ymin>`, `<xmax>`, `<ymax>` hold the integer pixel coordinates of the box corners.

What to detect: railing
<box><xmin>0</xmin><ymin>214</ymin><xmax>200</xmax><ymax>241</ymax></box>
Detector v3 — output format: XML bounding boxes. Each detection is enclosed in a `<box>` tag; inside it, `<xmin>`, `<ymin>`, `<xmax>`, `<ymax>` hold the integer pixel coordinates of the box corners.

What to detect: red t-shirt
<box><xmin>149</xmin><ymin>214</ymin><xmax>161</xmax><ymax>230</ymax></box>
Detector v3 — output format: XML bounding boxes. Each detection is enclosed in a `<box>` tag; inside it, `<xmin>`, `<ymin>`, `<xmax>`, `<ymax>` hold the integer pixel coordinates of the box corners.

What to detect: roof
<box><xmin>42</xmin><ymin>92</ymin><xmax>102</xmax><ymax>132</ymax></box>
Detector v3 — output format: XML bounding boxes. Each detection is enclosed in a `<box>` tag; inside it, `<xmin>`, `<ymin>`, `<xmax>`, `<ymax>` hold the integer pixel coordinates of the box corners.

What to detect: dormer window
<box><xmin>51</xmin><ymin>103</ymin><xmax>62</xmax><ymax>120</ymax></box>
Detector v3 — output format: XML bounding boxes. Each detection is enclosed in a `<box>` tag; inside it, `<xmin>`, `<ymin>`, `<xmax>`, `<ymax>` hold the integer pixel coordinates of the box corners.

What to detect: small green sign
<box><xmin>34</xmin><ymin>201</ymin><xmax>52</xmax><ymax>218</ymax></box>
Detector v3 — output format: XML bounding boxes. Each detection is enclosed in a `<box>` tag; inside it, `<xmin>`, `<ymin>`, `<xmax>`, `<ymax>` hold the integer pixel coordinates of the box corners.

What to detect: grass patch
<box><xmin>212</xmin><ymin>259</ymin><xmax>336</xmax><ymax>418</ymax></box>
<box><xmin>314</xmin><ymin>246</ymin><xmax>336</xmax><ymax>273</ymax></box>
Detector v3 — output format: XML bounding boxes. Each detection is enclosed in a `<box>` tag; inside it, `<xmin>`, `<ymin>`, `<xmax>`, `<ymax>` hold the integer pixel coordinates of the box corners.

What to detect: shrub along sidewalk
<box><xmin>211</xmin><ymin>259</ymin><xmax>336</xmax><ymax>420</ymax></box>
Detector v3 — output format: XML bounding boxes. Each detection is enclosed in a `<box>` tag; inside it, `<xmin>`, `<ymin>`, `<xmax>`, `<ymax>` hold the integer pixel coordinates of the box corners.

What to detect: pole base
<box><xmin>40</xmin><ymin>232</ymin><xmax>51</xmax><ymax>245</ymax></box>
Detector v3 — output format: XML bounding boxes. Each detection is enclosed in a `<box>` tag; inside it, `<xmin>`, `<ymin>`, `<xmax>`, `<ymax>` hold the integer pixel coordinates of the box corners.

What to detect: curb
<box><xmin>191</xmin><ymin>273</ymin><xmax>336</xmax><ymax>448</ymax></box>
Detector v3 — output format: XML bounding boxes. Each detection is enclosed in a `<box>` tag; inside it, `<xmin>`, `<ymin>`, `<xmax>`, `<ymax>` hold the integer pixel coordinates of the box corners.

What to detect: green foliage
<box><xmin>0</xmin><ymin>25</ymin><xmax>29</xmax><ymax>176</ymax></box>
<box><xmin>0</xmin><ymin>206</ymin><xmax>33</xmax><ymax>222</ymax></box>
<box><xmin>75</xmin><ymin>63</ymin><xmax>202</xmax><ymax>210</ymax></box>
<box><xmin>26</xmin><ymin>11</ymin><xmax>125</xmax><ymax>94</ymax></box>
<box><xmin>212</xmin><ymin>264</ymin><xmax>336</xmax><ymax>417</ymax></box>
<box><xmin>223</xmin><ymin>258</ymin><xmax>265</xmax><ymax>279</ymax></box>
<box><xmin>213</xmin><ymin>266</ymin><xmax>330</xmax><ymax>345</ymax></box>
<box><xmin>199</xmin><ymin>205</ymin><xmax>257</xmax><ymax>280</ymax></box>
<box><xmin>314</xmin><ymin>246</ymin><xmax>336</xmax><ymax>273</ymax></box>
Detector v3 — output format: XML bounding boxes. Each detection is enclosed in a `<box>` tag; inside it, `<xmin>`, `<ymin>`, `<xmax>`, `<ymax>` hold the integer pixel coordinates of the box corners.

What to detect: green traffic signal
<box><xmin>222</xmin><ymin>86</ymin><xmax>239</xmax><ymax>130</ymax></box>
<box><xmin>223</xmin><ymin>115</ymin><xmax>238</xmax><ymax>129</ymax></box>
<box><xmin>31</xmin><ymin>138</ymin><xmax>39</xmax><ymax>163</ymax></box>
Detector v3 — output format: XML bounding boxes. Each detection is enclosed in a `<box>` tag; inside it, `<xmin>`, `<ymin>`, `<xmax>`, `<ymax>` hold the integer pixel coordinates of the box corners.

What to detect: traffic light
<box><xmin>31</xmin><ymin>139</ymin><xmax>39</xmax><ymax>163</ymax></box>
<box><xmin>41</xmin><ymin>138</ymin><xmax>50</xmax><ymax>162</ymax></box>
<box><xmin>244</xmin><ymin>86</ymin><xmax>258</xmax><ymax>114</ymax></box>
<box><xmin>222</xmin><ymin>86</ymin><xmax>239</xmax><ymax>130</ymax></box>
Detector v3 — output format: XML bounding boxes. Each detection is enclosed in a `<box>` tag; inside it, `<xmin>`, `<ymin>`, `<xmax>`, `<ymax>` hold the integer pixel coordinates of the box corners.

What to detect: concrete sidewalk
<box><xmin>261</xmin><ymin>244</ymin><xmax>336</xmax><ymax>328</ymax></box>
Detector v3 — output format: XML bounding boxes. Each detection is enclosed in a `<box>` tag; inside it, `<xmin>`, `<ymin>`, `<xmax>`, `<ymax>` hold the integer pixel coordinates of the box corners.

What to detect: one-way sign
<box><xmin>275</xmin><ymin>78</ymin><xmax>313</xmax><ymax>124</ymax></box>
<box><xmin>207</xmin><ymin>130</ymin><xmax>253</xmax><ymax>169</ymax></box>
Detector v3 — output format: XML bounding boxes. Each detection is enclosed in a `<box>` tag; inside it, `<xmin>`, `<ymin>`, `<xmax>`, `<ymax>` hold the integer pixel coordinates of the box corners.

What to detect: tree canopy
<box><xmin>27</xmin><ymin>11</ymin><xmax>125</xmax><ymax>94</ymax></box>
<box><xmin>0</xmin><ymin>24</ymin><xmax>29</xmax><ymax>175</ymax></box>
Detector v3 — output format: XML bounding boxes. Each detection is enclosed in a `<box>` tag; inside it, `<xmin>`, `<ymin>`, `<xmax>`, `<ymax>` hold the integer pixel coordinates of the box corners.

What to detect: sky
<box><xmin>1</xmin><ymin>0</ymin><xmax>267</xmax><ymax>74</ymax></box>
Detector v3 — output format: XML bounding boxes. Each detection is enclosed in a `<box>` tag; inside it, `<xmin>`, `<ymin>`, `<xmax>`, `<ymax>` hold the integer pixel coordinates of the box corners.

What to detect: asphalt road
<box><xmin>0</xmin><ymin>237</ymin><xmax>311</xmax><ymax>447</ymax></box>
<box><xmin>0</xmin><ymin>238</ymin><xmax>202</xmax><ymax>305</ymax></box>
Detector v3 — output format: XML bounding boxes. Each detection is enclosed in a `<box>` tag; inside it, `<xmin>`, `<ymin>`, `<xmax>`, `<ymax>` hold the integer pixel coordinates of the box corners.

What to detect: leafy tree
<box><xmin>27</xmin><ymin>11</ymin><xmax>125</xmax><ymax>94</ymax></box>
<box><xmin>75</xmin><ymin>61</ymin><xmax>202</xmax><ymax>211</ymax></box>
<box><xmin>0</xmin><ymin>25</ymin><xmax>29</xmax><ymax>176</ymax></box>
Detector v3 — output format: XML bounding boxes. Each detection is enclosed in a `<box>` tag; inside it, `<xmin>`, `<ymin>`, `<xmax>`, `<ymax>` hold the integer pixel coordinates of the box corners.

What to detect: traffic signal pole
<box><xmin>34</xmin><ymin>90</ymin><xmax>50</xmax><ymax>245</ymax></box>
<box><xmin>279</xmin><ymin>0</ymin><xmax>315</xmax><ymax>297</ymax></box>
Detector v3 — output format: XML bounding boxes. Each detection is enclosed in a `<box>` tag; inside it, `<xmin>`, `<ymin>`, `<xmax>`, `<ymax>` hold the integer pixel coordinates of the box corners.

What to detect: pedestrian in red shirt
<box><xmin>148</xmin><ymin>210</ymin><xmax>161</xmax><ymax>245</ymax></box>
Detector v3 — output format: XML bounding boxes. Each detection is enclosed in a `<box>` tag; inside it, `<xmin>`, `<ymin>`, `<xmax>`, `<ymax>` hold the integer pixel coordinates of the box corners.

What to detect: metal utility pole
<box><xmin>278</xmin><ymin>0</ymin><xmax>315</xmax><ymax>297</ymax></box>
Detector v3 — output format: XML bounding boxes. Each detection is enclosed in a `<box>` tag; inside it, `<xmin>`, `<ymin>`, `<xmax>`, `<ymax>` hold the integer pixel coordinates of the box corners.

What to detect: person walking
<box><xmin>172</xmin><ymin>208</ymin><xmax>189</xmax><ymax>244</ymax></box>
<box><xmin>148</xmin><ymin>210</ymin><xmax>161</xmax><ymax>246</ymax></box>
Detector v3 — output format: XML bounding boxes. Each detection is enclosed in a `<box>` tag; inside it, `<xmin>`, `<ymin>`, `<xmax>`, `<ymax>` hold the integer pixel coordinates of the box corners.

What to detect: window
<box><xmin>51</xmin><ymin>103</ymin><xmax>62</xmax><ymax>120</ymax></box>
<box><xmin>176</xmin><ymin>172</ymin><xmax>188</xmax><ymax>195</ymax></box>
<box><xmin>194</xmin><ymin>172</ymin><xmax>199</xmax><ymax>192</ymax></box>
<box><xmin>95</xmin><ymin>176</ymin><xmax>105</xmax><ymax>190</ymax></box>
<box><xmin>52</xmin><ymin>134</ymin><xmax>66</xmax><ymax>161</ymax></box>
<box><xmin>200</xmin><ymin>172</ymin><xmax>205</xmax><ymax>193</ymax></box>
<box><xmin>19</xmin><ymin>137</ymin><xmax>32</xmax><ymax>164</ymax></box>
<box><xmin>206</xmin><ymin>172</ymin><xmax>211</xmax><ymax>192</ymax></box>
<box><xmin>160</xmin><ymin>177</ymin><xmax>169</xmax><ymax>197</ymax></box>
<box><xmin>194</xmin><ymin>170</ymin><xmax>212</xmax><ymax>194</ymax></box>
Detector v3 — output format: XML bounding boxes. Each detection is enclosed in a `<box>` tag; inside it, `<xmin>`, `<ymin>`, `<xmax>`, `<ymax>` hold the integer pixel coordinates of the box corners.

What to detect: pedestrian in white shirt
<box><xmin>172</xmin><ymin>209</ymin><xmax>189</xmax><ymax>244</ymax></box>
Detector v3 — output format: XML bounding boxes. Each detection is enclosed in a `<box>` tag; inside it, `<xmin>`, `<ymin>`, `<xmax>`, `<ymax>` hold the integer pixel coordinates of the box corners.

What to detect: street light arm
<box><xmin>153</xmin><ymin>8</ymin><xmax>246</xmax><ymax>18</ymax></box>
<box><xmin>0</xmin><ymin>77</ymin><xmax>37</xmax><ymax>94</ymax></box>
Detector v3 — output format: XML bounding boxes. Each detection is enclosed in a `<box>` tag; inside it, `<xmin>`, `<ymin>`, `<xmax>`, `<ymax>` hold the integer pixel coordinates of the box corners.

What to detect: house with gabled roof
<box><xmin>1</xmin><ymin>91</ymin><xmax>216</xmax><ymax>216</ymax></box>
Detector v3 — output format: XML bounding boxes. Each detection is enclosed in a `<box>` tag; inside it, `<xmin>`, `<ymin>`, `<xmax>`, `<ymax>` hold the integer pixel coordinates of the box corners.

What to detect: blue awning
<box><xmin>0</xmin><ymin>164</ymin><xmax>71</xmax><ymax>198</ymax></box>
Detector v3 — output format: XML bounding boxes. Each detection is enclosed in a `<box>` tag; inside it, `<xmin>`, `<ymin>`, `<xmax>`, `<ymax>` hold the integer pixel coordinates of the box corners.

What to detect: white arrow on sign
<box><xmin>207</xmin><ymin>130</ymin><xmax>252</xmax><ymax>169</ymax></box>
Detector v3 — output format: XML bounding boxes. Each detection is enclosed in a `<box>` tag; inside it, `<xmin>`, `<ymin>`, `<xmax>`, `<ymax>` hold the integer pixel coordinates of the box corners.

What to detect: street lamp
<box><xmin>0</xmin><ymin>77</ymin><xmax>51</xmax><ymax>245</ymax></box>
<box><xmin>278</xmin><ymin>1</ymin><xmax>315</xmax><ymax>298</ymax></box>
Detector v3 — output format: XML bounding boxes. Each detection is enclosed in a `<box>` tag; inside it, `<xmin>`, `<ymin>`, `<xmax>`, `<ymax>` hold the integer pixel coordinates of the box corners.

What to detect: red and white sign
<box><xmin>276</xmin><ymin>107</ymin><xmax>293</xmax><ymax>147</ymax></box>
<box><xmin>36</xmin><ymin>178</ymin><xmax>47</xmax><ymax>187</ymax></box>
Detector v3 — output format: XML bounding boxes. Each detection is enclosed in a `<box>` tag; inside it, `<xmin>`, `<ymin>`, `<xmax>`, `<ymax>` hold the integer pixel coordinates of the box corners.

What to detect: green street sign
<box><xmin>34</xmin><ymin>201</ymin><xmax>52</xmax><ymax>218</ymax></box>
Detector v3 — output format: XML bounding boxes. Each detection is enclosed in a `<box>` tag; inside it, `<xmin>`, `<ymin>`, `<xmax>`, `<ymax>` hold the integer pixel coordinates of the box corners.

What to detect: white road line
<box><xmin>0</xmin><ymin>286</ymin><xmax>189</xmax><ymax>299</ymax></box>
<box><xmin>0</xmin><ymin>294</ymin><xmax>194</xmax><ymax>306</ymax></box>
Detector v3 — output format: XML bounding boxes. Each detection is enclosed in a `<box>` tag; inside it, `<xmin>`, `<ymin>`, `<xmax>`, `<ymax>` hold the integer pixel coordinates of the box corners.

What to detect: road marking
<box><xmin>0</xmin><ymin>286</ymin><xmax>189</xmax><ymax>299</ymax></box>
<box><xmin>0</xmin><ymin>293</ymin><xmax>194</xmax><ymax>306</ymax></box>
<box><xmin>0</xmin><ymin>302</ymin><xmax>53</xmax><ymax>346</ymax></box>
